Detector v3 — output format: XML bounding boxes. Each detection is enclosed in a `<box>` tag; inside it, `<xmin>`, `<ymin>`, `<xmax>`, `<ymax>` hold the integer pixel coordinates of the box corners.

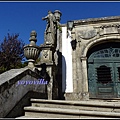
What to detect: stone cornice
<box><xmin>60</xmin><ymin>16</ymin><xmax>120</xmax><ymax>27</ymax></box>
<box><xmin>73</xmin><ymin>16</ymin><xmax>120</xmax><ymax>25</ymax></box>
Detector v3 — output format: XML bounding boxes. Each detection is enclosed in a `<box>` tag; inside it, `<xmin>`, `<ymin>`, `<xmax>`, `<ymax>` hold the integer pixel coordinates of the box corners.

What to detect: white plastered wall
<box><xmin>62</xmin><ymin>27</ymin><xmax>73</xmax><ymax>93</ymax></box>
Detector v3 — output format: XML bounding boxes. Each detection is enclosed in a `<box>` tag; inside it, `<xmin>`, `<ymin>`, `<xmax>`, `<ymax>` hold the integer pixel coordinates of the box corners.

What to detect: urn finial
<box><xmin>29</xmin><ymin>30</ymin><xmax>37</xmax><ymax>46</ymax></box>
<box><xmin>24</xmin><ymin>30</ymin><xmax>40</xmax><ymax>68</ymax></box>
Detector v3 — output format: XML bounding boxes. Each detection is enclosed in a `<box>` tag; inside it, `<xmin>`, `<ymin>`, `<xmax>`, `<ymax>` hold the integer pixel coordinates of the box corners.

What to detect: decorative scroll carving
<box><xmin>77</xmin><ymin>26</ymin><xmax>97</xmax><ymax>40</ymax></box>
<box><xmin>99</xmin><ymin>23</ymin><xmax>120</xmax><ymax>35</ymax></box>
<box><xmin>76</xmin><ymin>23</ymin><xmax>120</xmax><ymax>41</ymax></box>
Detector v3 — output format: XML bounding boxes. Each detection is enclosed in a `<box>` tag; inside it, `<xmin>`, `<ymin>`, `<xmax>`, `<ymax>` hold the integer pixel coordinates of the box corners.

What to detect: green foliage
<box><xmin>57</xmin><ymin>25</ymin><xmax>62</xmax><ymax>31</ymax></box>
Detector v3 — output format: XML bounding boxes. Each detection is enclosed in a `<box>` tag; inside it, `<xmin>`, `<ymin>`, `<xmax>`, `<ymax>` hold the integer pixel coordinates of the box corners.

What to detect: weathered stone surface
<box><xmin>77</xmin><ymin>26</ymin><xmax>97</xmax><ymax>39</ymax></box>
<box><xmin>0</xmin><ymin>67</ymin><xmax>47</xmax><ymax>118</ymax></box>
<box><xmin>17</xmin><ymin>99</ymin><xmax>120</xmax><ymax>118</ymax></box>
<box><xmin>6</xmin><ymin>91</ymin><xmax>47</xmax><ymax>118</ymax></box>
<box><xmin>42</xmin><ymin>11</ymin><xmax>57</xmax><ymax>46</ymax></box>
<box><xmin>74</xmin><ymin>16</ymin><xmax>120</xmax><ymax>25</ymax></box>
<box><xmin>24</xmin><ymin>30</ymin><xmax>40</xmax><ymax>68</ymax></box>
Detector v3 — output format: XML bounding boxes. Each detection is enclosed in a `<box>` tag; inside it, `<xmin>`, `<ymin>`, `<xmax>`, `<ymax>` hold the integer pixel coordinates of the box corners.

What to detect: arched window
<box><xmin>89</xmin><ymin>47</ymin><xmax>120</xmax><ymax>59</ymax></box>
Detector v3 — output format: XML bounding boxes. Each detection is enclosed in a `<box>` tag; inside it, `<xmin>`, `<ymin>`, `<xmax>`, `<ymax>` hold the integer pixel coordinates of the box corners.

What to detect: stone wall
<box><xmin>6</xmin><ymin>91</ymin><xmax>47</xmax><ymax>118</ymax></box>
<box><xmin>0</xmin><ymin>67</ymin><xmax>47</xmax><ymax>118</ymax></box>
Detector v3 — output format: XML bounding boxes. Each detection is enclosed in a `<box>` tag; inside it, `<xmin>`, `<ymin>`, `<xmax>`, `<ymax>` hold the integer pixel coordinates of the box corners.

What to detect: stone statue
<box><xmin>42</xmin><ymin>10</ymin><xmax>57</xmax><ymax>45</ymax></box>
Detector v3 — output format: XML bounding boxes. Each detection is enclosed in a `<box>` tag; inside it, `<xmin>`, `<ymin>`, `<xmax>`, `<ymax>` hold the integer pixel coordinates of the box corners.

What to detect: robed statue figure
<box><xmin>42</xmin><ymin>10</ymin><xmax>57</xmax><ymax>45</ymax></box>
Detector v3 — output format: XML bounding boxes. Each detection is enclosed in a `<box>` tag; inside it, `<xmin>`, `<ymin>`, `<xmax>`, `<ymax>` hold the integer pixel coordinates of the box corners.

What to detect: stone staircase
<box><xmin>16</xmin><ymin>99</ymin><xmax>120</xmax><ymax>119</ymax></box>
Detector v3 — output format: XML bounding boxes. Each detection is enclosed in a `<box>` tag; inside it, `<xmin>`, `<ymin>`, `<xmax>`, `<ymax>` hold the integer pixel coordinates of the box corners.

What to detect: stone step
<box><xmin>15</xmin><ymin>115</ymin><xmax>114</xmax><ymax>119</ymax></box>
<box><xmin>24</xmin><ymin>106</ymin><xmax>120</xmax><ymax>118</ymax></box>
<box><xmin>15</xmin><ymin>116</ymin><xmax>33</xmax><ymax>119</ymax></box>
<box><xmin>31</xmin><ymin>99</ymin><xmax>120</xmax><ymax>113</ymax></box>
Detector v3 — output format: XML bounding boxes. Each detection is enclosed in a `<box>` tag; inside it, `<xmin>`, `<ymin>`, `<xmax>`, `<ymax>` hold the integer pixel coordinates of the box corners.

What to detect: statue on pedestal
<box><xmin>42</xmin><ymin>10</ymin><xmax>57</xmax><ymax>45</ymax></box>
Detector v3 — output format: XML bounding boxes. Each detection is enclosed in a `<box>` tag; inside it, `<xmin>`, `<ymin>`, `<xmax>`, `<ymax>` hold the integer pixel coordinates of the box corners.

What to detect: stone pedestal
<box><xmin>35</xmin><ymin>44</ymin><xmax>58</xmax><ymax>100</ymax></box>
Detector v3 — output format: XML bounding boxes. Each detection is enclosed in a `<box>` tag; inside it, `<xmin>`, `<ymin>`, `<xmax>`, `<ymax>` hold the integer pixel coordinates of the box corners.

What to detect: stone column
<box><xmin>81</xmin><ymin>56</ymin><xmax>89</xmax><ymax>100</ymax></box>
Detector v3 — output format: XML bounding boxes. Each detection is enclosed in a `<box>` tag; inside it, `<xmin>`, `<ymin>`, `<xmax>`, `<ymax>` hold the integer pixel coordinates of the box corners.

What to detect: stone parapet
<box><xmin>0</xmin><ymin>67</ymin><xmax>47</xmax><ymax>118</ymax></box>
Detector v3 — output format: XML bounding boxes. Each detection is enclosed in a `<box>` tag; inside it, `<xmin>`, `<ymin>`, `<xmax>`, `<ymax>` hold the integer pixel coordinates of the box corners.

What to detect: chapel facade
<box><xmin>24</xmin><ymin>10</ymin><xmax>120</xmax><ymax>101</ymax></box>
<box><xmin>61</xmin><ymin>16</ymin><xmax>120</xmax><ymax>100</ymax></box>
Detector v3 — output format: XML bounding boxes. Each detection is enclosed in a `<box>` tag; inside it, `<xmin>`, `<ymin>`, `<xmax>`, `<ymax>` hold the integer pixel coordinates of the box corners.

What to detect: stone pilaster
<box><xmin>81</xmin><ymin>56</ymin><xmax>89</xmax><ymax>100</ymax></box>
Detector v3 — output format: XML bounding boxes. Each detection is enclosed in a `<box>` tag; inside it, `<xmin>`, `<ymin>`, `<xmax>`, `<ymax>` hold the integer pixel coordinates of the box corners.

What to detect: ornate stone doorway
<box><xmin>87</xmin><ymin>42</ymin><xmax>120</xmax><ymax>99</ymax></box>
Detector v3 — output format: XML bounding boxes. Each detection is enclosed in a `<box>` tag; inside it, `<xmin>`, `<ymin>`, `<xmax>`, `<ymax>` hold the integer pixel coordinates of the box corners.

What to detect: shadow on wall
<box><xmin>5</xmin><ymin>91</ymin><xmax>48</xmax><ymax>118</ymax></box>
<box><xmin>56</xmin><ymin>50</ymin><xmax>66</xmax><ymax>100</ymax></box>
<box><xmin>34</xmin><ymin>63</ymin><xmax>50</xmax><ymax>84</ymax></box>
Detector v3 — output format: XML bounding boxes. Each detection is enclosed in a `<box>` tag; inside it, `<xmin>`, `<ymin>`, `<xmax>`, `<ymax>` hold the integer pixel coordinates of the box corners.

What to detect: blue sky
<box><xmin>0</xmin><ymin>2</ymin><xmax>120</xmax><ymax>46</ymax></box>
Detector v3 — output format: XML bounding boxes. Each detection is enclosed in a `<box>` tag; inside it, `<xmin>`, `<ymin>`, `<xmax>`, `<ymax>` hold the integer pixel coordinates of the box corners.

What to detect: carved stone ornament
<box><xmin>77</xmin><ymin>26</ymin><xmax>97</xmax><ymax>40</ymax></box>
<box><xmin>43</xmin><ymin>50</ymin><xmax>48</xmax><ymax>58</ymax></box>
<box><xmin>99</xmin><ymin>24</ymin><xmax>120</xmax><ymax>35</ymax></box>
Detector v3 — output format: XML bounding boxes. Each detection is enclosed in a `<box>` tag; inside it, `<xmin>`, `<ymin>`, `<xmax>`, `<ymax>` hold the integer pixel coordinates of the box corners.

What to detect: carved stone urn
<box><xmin>24</xmin><ymin>30</ymin><xmax>40</xmax><ymax>68</ymax></box>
